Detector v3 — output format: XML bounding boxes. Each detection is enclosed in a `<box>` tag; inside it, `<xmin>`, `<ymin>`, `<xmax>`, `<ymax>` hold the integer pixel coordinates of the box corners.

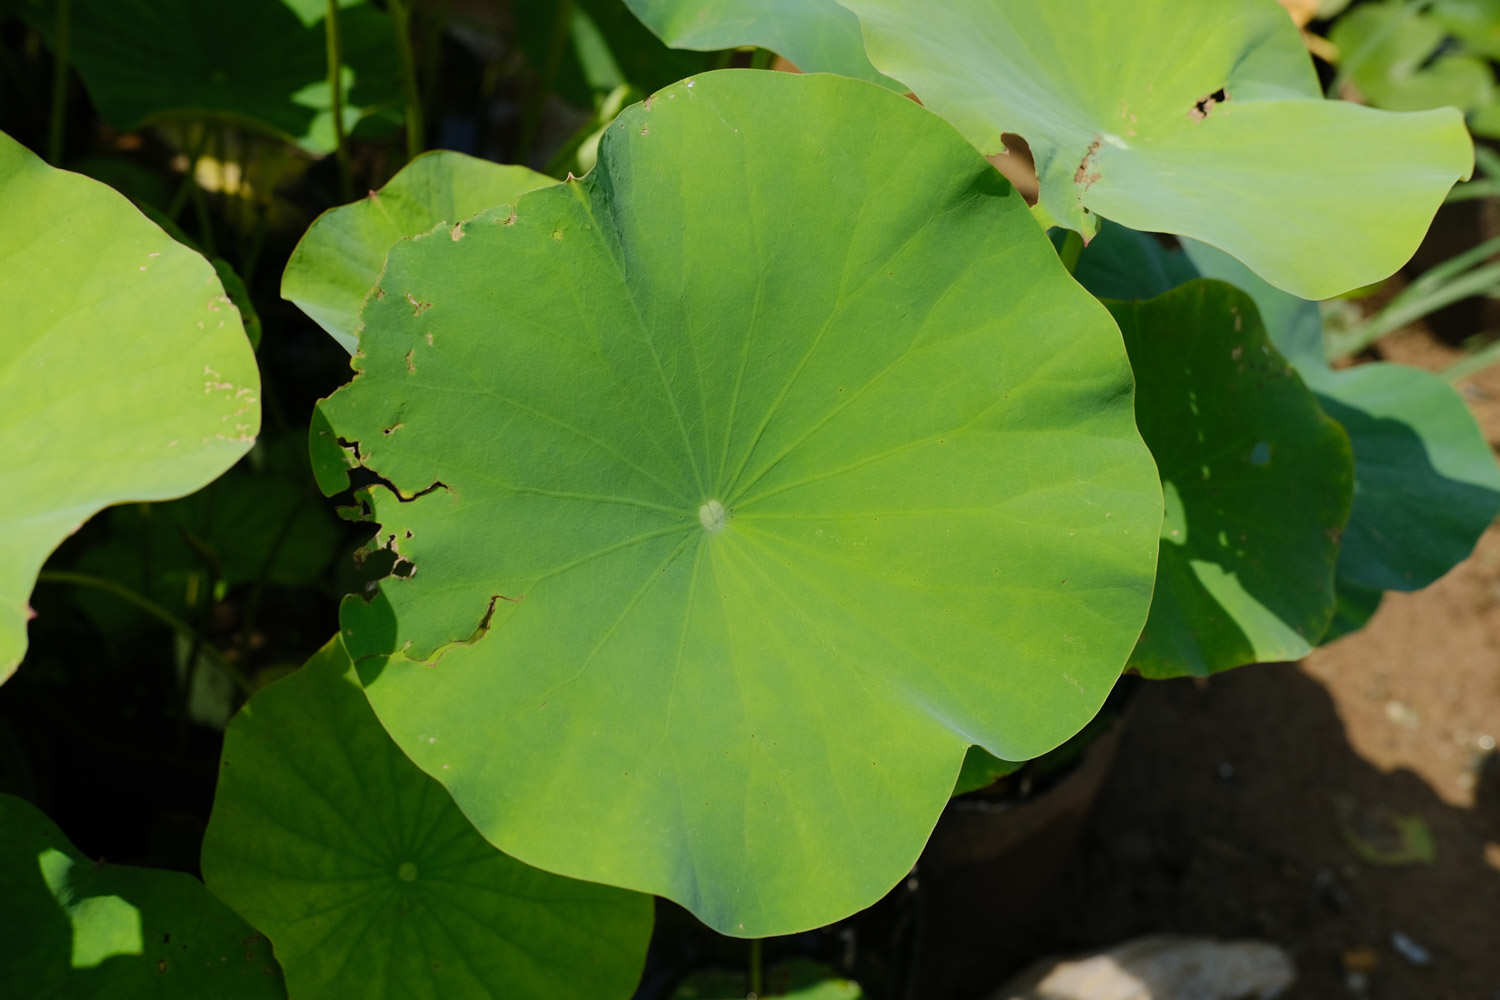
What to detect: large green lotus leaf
<box><xmin>318</xmin><ymin>71</ymin><xmax>1162</xmax><ymax>935</ymax></box>
<box><xmin>16</xmin><ymin>0</ymin><xmax>399</xmax><ymax>155</ymax></box>
<box><xmin>200</xmin><ymin>637</ymin><xmax>652</xmax><ymax>1000</ymax></box>
<box><xmin>0</xmin><ymin>132</ymin><xmax>259</xmax><ymax>682</ymax></box>
<box><xmin>1109</xmin><ymin>281</ymin><xmax>1352</xmax><ymax>678</ymax></box>
<box><xmin>621</xmin><ymin>0</ymin><xmax>899</xmax><ymax>87</ymax></box>
<box><xmin>0</xmin><ymin>794</ymin><xmax>285</xmax><ymax>999</ymax></box>
<box><xmin>836</xmin><ymin>0</ymin><xmax>1472</xmax><ymax>299</ymax></box>
<box><xmin>1182</xmin><ymin>240</ymin><xmax>1500</xmax><ymax>593</ymax></box>
<box><xmin>283</xmin><ymin>150</ymin><xmax>556</xmax><ymax>353</ymax></box>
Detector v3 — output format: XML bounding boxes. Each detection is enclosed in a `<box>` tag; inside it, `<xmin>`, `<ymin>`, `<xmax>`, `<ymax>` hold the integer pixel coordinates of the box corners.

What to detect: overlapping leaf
<box><xmin>0</xmin><ymin>132</ymin><xmax>259</xmax><ymax>681</ymax></box>
<box><xmin>283</xmin><ymin>150</ymin><xmax>554</xmax><ymax>353</ymax></box>
<box><xmin>0</xmin><ymin>794</ymin><xmax>285</xmax><ymax>999</ymax></box>
<box><xmin>1077</xmin><ymin>223</ymin><xmax>1500</xmax><ymax>633</ymax></box>
<box><xmin>621</xmin><ymin>0</ymin><xmax>898</xmax><ymax>87</ymax></box>
<box><xmin>16</xmin><ymin>0</ymin><xmax>400</xmax><ymax>154</ymax></box>
<box><xmin>1109</xmin><ymin>281</ymin><xmax>1353</xmax><ymax>677</ymax></box>
<box><xmin>201</xmin><ymin>637</ymin><xmax>652</xmax><ymax>1000</ymax></box>
<box><xmin>831</xmin><ymin>0</ymin><xmax>1471</xmax><ymax>299</ymax></box>
<box><xmin>316</xmin><ymin>71</ymin><xmax>1161</xmax><ymax>935</ymax></box>
<box><xmin>1182</xmin><ymin>241</ymin><xmax>1500</xmax><ymax>594</ymax></box>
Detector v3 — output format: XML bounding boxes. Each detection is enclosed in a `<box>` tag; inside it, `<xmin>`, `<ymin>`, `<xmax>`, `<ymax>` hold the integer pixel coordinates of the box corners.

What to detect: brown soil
<box><xmin>986</xmin><ymin>330</ymin><xmax>1500</xmax><ymax>999</ymax></box>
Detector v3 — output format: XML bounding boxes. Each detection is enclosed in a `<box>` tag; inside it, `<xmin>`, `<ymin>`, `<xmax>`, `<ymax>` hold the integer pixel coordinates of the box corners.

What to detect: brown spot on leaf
<box><xmin>1073</xmin><ymin>136</ymin><xmax>1103</xmax><ymax>192</ymax></box>
<box><xmin>404</xmin><ymin>292</ymin><xmax>431</xmax><ymax>315</ymax></box>
<box><xmin>1190</xmin><ymin>87</ymin><xmax>1228</xmax><ymax>121</ymax></box>
<box><xmin>404</xmin><ymin>349</ymin><xmax>415</xmax><ymax>373</ymax></box>
<box><xmin>450</xmin><ymin>223</ymin><xmax>464</xmax><ymax>241</ymax></box>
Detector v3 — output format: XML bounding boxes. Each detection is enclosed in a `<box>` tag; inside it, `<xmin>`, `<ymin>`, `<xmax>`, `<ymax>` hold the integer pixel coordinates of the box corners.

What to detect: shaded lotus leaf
<box><xmin>200</xmin><ymin>637</ymin><xmax>653</xmax><ymax>1000</ymax></box>
<box><xmin>283</xmin><ymin>150</ymin><xmax>555</xmax><ymax>353</ymax></box>
<box><xmin>514</xmin><ymin>0</ymin><xmax>717</xmax><ymax>109</ymax></box>
<box><xmin>1322</xmin><ymin>579</ymin><xmax>1385</xmax><ymax>644</ymax></box>
<box><xmin>0</xmin><ymin>794</ymin><xmax>285</xmax><ymax>999</ymax></box>
<box><xmin>0</xmin><ymin>131</ymin><xmax>259</xmax><ymax>682</ymax></box>
<box><xmin>621</xmin><ymin>0</ymin><xmax>899</xmax><ymax>87</ymax></box>
<box><xmin>1110</xmin><ymin>281</ymin><xmax>1353</xmax><ymax>677</ymax></box>
<box><xmin>1077</xmin><ymin>225</ymin><xmax>1500</xmax><ymax>615</ymax></box>
<box><xmin>1181</xmin><ymin>240</ymin><xmax>1500</xmax><ymax>593</ymax></box>
<box><xmin>70</xmin><ymin>439</ymin><xmax>341</xmax><ymax>637</ymax></box>
<box><xmin>952</xmin><ymin>747</ymin><xmax>1023</xmax><ymax>797</ymax></box>
<box><xmin>835</xmin><ymin>0</ymin><xmax>1471</xmax><ymax>299</ymax></box>
<box><xmin>16</xmin><ymin>0</ymin><xmax>399</xmax><ymax>154</ymax></box>
<box><xmin>315</xmin><ymin>71</ymin><xmax>1161</xmax><ymax>935</ymax></box>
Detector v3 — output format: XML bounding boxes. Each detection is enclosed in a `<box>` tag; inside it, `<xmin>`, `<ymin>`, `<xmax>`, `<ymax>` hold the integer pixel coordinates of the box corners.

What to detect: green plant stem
<box><xmin>749</xmin><ymin>938</ymin><xmax>763</xmax><ymax>997</ymax></box>
<box><xmin>1446</xmin><ymin>179</ymin><xmax>1500</xmax><ymax>203</ymax></box>
<box><xmin>1443</xmin><ymin>334</ymin><xmax>1500</xmax><ymax>382</ymax></box>
<box><xmin>390</xmin><ymin>0</ymin><xmax>424</xmax><ymax>161</ymax></box>
<box><xmin>325</xmin><ymin>0</ymin><xmax>352</xmax><ymax>200</ymax></box>
<box><xmin>36</xmin><ymin>571</ymin><xmax>251</xmax><ymax>695</ymax></box>
<box><xmin>520</xmin><ymin>0</ymin><xmax>573</xmax><ymax>165</ymax></box>
<box><xmin>46</xmin><ymin>0</ymin><xmax>71</xmax><ymax>164</ymax></box>
<box><xmin>1327</xmin><ymin>261</ymin><xmax>1500</xmax><ymax>359</ymax></box>
<box><xmin>1475</xmin><ymin>143</ymin><xmax>1500</xmax><ymax>179</ymax></box>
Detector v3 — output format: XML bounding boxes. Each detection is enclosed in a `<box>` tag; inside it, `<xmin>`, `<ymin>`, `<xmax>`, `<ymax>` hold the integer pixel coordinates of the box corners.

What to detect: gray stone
<box><xmin>992</xmin><ymin>935</ymin><xmax>1295</xmax><ymax>1000</ymax></box>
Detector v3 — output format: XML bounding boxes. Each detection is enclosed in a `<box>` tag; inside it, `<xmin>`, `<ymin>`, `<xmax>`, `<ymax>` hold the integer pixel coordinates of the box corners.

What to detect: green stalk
<box><xmin>1443</xmin><ymin>334</ymin><xmax>1500</xmax><ymax>382</ymax></box>
<box><xmin>325</xmin><ymin>0</ymin><xmax>352</xmax><ymax>199</ymax></box>
<box><xmin>749</xmin><ymin>938</ymin><xmax>763</xmax><ymax>997</ymax></box>
<box><xmin>520</xmin><ymin>0</ymin><xmax>574</xmax><ymax>165</ymax></box>
<box><xmin>390</xmin><ymin>0</ymin><xmax>424</xmax><ymax>161</ymax></box>
<box><xmin>1326</xmin><ymin>261</ymin><xmax>1500</xmax><ymax>359</ymax></box>
<box><xmin>46</xmin><ymin>0</ymin><xmax>71</xmax><ymax>164</ymax></box>
<box><xmin>36</xmin><ymin>571</ymin><xmax>251</xmax><ymax>695</ymax></box>
<box><xmin>1474</xmin><ymin>143</ymin><xmax>1500</xmax><ymax>179</ymax></box>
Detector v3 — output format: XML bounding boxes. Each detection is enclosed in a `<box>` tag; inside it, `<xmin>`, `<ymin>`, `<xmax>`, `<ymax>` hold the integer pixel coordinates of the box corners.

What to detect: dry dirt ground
<box><xmin>989</xmin><ymin>329</ymin><xmax>1500</xmax><ymax>1000</ymax></box>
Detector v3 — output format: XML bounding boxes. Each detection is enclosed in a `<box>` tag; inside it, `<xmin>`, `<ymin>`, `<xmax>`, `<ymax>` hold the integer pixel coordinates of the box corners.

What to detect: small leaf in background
<box><xmin>620</xmin><ymin>0</ymin><xmax>901</xmax><ymax>89</ymax></box>
<box><xmin>1334</xmin><ymin>794</ymin><xmax>1438</xmax><ymax>866</ymax></box>
<box><xmin>317</xmin><ymin>71</ymin><xmax>1162</xmax><ymax>936</ymax></box>
<box><xmin>282</xmin><ymin>150</ymin><xmax>555</xmax><ymax>353</ymax></box>
<box><xmin>200</xmin><ymin>637</ymin><xmax>653</xmax><ymax>1000</ymax></box>
<box><xmin>1331</xmin><ymin>0</ymin><xmax>1500</xmax><ymax>137</ymax></box>
<box><xmin>16</xmin><ymin>0</ymin><xmax>401</xmax><ymax>154</ymax></box>
<box><xmin>833</xmin><ymin>0</ymin><xmax>1472</xmax><ymax>299</ymax></box>
<box><xmin>0</xmin><ymin>131</ymin><xmax>259</xmax><ymax>682</ymax></box>
<box><xmin>0</xmin><ymin>794</ymin><xmax>285</xmax><ymax>999</ymax></box>
<box><xmin>1110</xmin><ymin>281</ymin><xmax>1353</xmax><ymax>677</ymax></box>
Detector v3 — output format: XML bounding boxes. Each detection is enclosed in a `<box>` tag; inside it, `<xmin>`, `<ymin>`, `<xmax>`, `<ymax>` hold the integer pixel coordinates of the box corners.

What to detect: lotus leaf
<box><xmin>1110</xmin><ymin>281</ymin><xmax>1353</xmax><ymax>677</ymax></box>
<box><xmin>1181</xmin><ymin>241</ymin><xmax>1500</xmax><ymax>594</ymax></box>
<box><xmin>200</xmin><ymin>637</ymin><xmax>653</xmax><ymax>1000</ymax></box>
<box><xmin>16</xmin><ymin>0</ymin><xmax>400</xmax><ymax>154</ymax></box>
<box><xmin>621</xmin><ymin>0</ymin><xmax>898</xmax><ymax>87</ymax></box>
<box><xmin>1077</xmin><ymin>223</ymin><xmax>1500</xmax><ymax>611</ymax></box>
<box><xmin>283</xmin><ymin>150</ymin><xmax>555</xmax><ymax>353</ymax></box>
<box><xmin>0</xmin><ymin>794</ymin><xmax>285</xmax><ymax>999</ymax></box>
<box><xmin>0</xmin><ymin>131</ymin><xmax>259</xmax><ymax>682</ymax></box>
<box><xmin>317</xmin><ymin>71</ymin><xmax>1162</xmax><ymax>935</ymax></box>
<box><xmin>833</xmin><ymin>0</ymin><xmax>1471</xmax><ymax>299</ymax></box>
